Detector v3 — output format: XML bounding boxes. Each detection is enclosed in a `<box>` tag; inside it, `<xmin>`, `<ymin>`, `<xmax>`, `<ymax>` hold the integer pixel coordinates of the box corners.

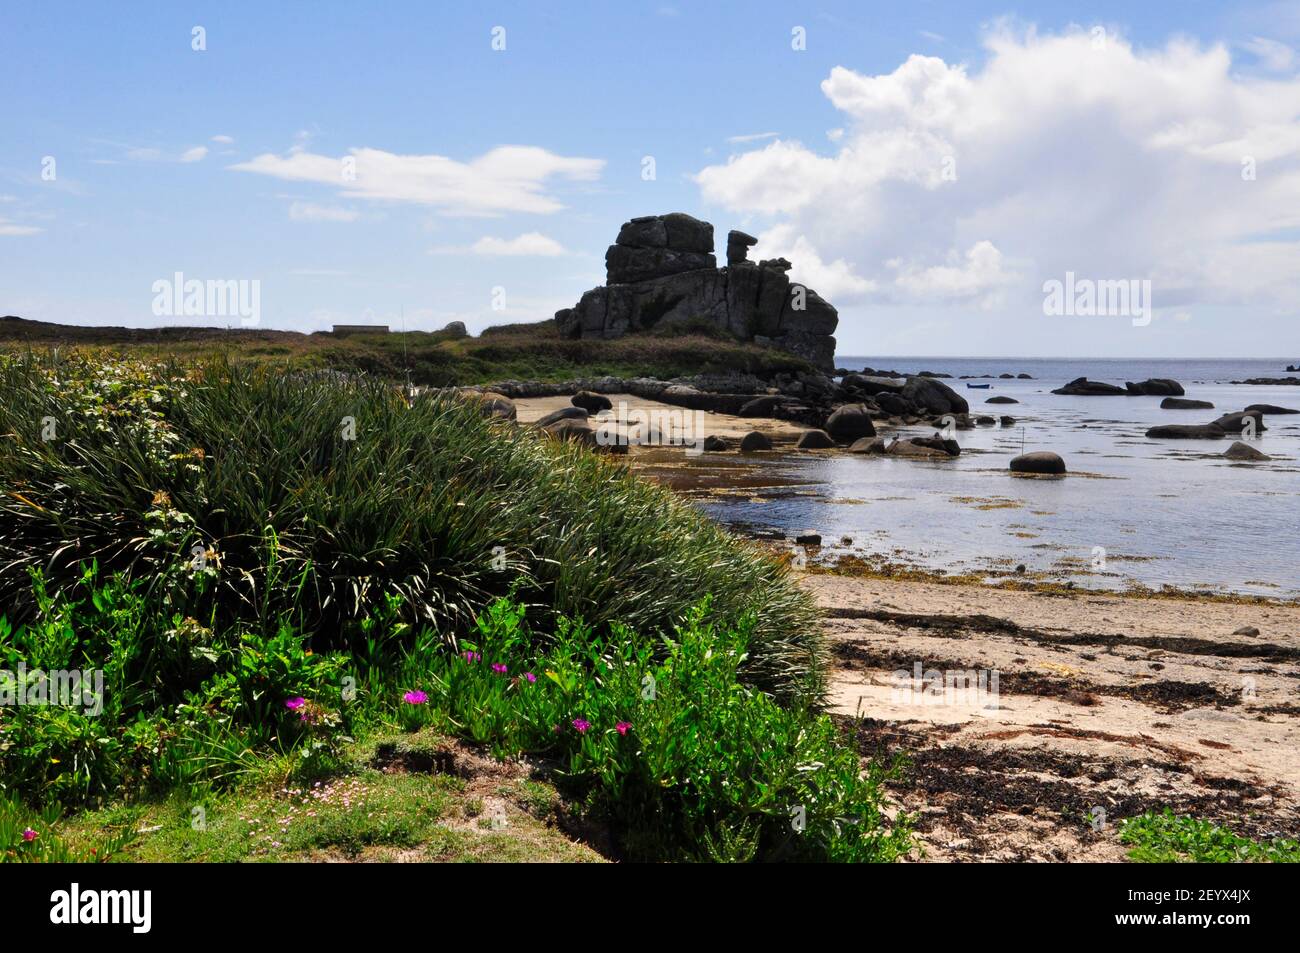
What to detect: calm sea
<box><xmin>695</xmin><ymin>357</ymin><xmax>1300</xmax><ymax>598</ymax></box>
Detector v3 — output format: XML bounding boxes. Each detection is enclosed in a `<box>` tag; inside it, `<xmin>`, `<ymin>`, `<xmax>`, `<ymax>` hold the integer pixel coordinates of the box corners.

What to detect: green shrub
<box><xmin>0</xmin><ymin>354</ymin><xmax>821</xmax><ymax>703</ymax></box>
<box><xmin>403</xmin><ymin>596</ymin><xmax>910</xmax><ymax>862</ymax></box>
<box><xmin>1119</xmin><ymin>809</ymin><xmax>1300</xmax><ymax>863</ymax></box>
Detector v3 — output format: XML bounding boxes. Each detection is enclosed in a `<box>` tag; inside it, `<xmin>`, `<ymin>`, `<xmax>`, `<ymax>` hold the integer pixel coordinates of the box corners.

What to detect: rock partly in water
<box><xmin>1051</xmin><ymin>377</ymin><xmax>1126</xmax><ymax>396</ymax></box>
<box><xmin>1223</xmin><ymin>441</ymin><xmax>1270</xmax><ymax>461</ymax></box>
<box><xmin>999</xmin><ymin>415</ymin><xmax>1017</xmax><ymax>426</ymax></box>
<box><xmin>1145</xmin><ymin>423</ymin><xmax>1226</xmax><ymax>439</ymax></box>
<box><xmin>1125</xmin><ymin>378</ymin><xmax>1184</xmax><ymax>396</ymax></box>
<box><xmin>1010</xmin><ymin>451</ymin><xmax>1067</xmax><ymax>475</ymax></box>
<box><xmin>985</xmin><ymin>395</ymin><xmax>1019</xmax><ymax>404</ymax></box>
<box><xmin>794</xmin><ymin>532</ymin><xmax>822</xmax><ymax>546</ymax></box>
<box><xmin>739</xmin><ymin>431</ymin><xmax>773</xmax><ymax>452</ymax></box>
<box><xmin>1244</xmin><ymin>403</ymin><xmax>1298</xmax><ymax>414</ymax></box>
<box><xmin>1211</xmin><ymin>411</ymin><xmax>1266</xmax><ymax>434</ymax></box>
<box><xmin>848</xmin><ymin>436</ymin><xmax>887</xmax><ymax>454</ymax></box>
<box><xmin>702</xmin><ymin>435</ymin><xmax>731</xmax><ymax>452</ymax></box>
<box><xmin>795</xmin><ymin>429</ymin><xmax>836</xmax><ymax>449</ymax></box>
<box><xmin>1160</xmin><ymin>397</ymin><xmax>1214</xmax><ymax>410</ymax></box>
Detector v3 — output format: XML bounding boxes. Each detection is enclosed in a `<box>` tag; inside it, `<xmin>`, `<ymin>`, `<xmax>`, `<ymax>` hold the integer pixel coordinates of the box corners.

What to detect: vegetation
<box><xmin>1119</xmin><ymin>810</ymin><xmax>1300</xmax><ymax>863</ymax></box>
<box><xmin>0</xmin><ymin>351</ymin><xmax>909</xmax><ymax>862</ymax></box>
<box><xmin>0</xmin><ymin>317</ymin><xmax>814</xmax><ymax>387</ymax></box>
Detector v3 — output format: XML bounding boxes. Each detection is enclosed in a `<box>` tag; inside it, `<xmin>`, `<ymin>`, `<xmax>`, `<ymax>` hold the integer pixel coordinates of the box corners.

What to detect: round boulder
<box><xmin>702</xmin><ymin>435</ymin><xmax>730</xmax><ymax>452</ymax></box>
<box><xmin>537</xmin><ymin>406</ymin><xmax>589</xmax><ymax>428</ymax></box>
<box><xmin>571</xmin><ymin>390</ymin><xmax>613</xmax><ymax>413</ymax></box>
<box><xmin>739</xmin><ymin>431</ymin><xmax>773</xmax><ymax>452</ymax></box>
<box><xmin>985</xmin><ymin>395</ymin><xmax>1019</xmax><ymax>404</ymax></box>
<box><xmin>796</xmin><ymin>429</ymin><xmax>836</xmax><ymax>449</ymax></box>
<box><xmin>1010</xmin><ymin>451</ymin><xmax>1067</xmax><ymax>475</ymax></box>
<box><xmin>824</xmin><ymin>403</ymin><xmax>876</xmax><ymax>443</ymax></box>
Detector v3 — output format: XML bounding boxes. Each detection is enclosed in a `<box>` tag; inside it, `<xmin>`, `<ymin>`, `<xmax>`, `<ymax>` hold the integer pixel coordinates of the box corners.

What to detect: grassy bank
<box><xmin>0</xmin><ymin>352</ymin><xmax>909</xmax><ymax>862</ymax></box>
<box><xmin>0</xmin><ymin>317</ymin><xmax>814</xmax><ymax>387</ymax></box>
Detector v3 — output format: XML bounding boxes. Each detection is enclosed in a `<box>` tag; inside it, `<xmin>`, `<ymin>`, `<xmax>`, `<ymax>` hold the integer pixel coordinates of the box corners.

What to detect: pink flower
<box><xmin>523</xmin><ymin>672</ymin><xmax>536</xmax><ymax>683</ymax></box>
<box><xmin>572</xmin><ymin>718</ymin><xmax>591</xmax><ymax>734</ymax></box>
<box><xmin>21</xmin><ymin>828</ymin><xmax>36</xmax><ymax>842</ymax></box>
<box><xmin>616</xmin><ymin>721</ymin><xmax>632</xmax><ymax>736</ymax></box>
<box><xmin>463</xmin><ymin>651</ymin><xmax>480</xmax><ymax>663</ymax></box>
<box><xmin>403</xmin><ymin>690</ymin><xmax>428</xmax><ymax>705</ymax></box>
<box><xmin>491</xmin><ymin>663</ymin><xmax>507</xmax><ymax>675</ymax></box>
<box><xmin>285</xmin><ymin>697</ymin><xmax>306</xmax><ymax>710</ymax></box>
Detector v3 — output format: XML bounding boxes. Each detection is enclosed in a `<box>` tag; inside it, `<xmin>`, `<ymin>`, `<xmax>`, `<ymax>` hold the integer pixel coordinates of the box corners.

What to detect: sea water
<box><xmin>694</xmin><ymin>357</ymin><xmax>1300</xmax><ymax>598</ymax></box>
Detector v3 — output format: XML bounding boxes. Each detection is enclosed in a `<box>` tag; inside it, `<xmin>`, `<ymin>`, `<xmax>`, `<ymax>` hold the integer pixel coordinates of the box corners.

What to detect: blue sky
<box><xmin>4</xmin><ymin>1</ymin><xmax>1300</xmax><ymax>357</ymax></box>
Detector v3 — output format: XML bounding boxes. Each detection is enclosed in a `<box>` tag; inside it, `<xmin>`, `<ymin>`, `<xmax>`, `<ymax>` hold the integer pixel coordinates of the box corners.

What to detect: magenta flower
<box><xmin>616</xmin><ymin>721</ymin><xmax>632</xmax><ymax>736</ymax></box>
<box><xmin>403</xmin><ymin>690</ymin><xmax>428</xmax><ymax>705</ymax></box>
<box><xmin>523</xmin><ymin>672</ymin><xmax>536</xmax><ymax>684</ymax></box>
<box><xmin>285</xmin><ymin>697</ymin><xmax>306</xmax><ymax>710</ymax></box>
<box><xmin>21</xmin><ymin>828</ymin><xmax>37</xmax><ymax>842</ymax></box>
<box><xmin>491</xmin><ymin>663</ymin><xmax>508</xmax><ymax>675</ymax></box>
<box><xmin>463</xmin><ymin>651</ymin><xmax>480</xmax><ymax>663</ymax></box>
<box><xmin>572</xmin><ymin>718</ymin><xmax>591</xmax><ymax>734</ymax></box>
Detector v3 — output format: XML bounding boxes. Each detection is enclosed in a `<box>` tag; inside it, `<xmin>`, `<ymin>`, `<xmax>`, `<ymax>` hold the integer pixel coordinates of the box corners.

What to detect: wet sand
<box><xmin>805</xmin><ymin>572</ymin><xmax>1300</xmax><ymax>861</ymax></box>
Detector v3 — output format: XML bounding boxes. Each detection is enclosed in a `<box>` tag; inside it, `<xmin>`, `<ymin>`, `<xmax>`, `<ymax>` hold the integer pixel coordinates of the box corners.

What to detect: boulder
<box><xmin>976</xmin><ymin>415</ymin><xmax>996</xmax><ymax>426</ymax></box>
<box><xmin>1211</xmin><ymin>411</ymin><xmax>1266</xmax><ymax>434</ymax></box>
<box><xmin>794</xmin><ymin>532</ymin><xmax>822</xmax><ymax>546</ymax></box>
<box><xmin>604</xmin><ymin>244</ymin><xmax>716</xmax><ymax>284</ymax></box>
<box><xmin>1145</xmin><ymin>423</ymin><xmax>1226</xmax><ymax>439</ymax></box>
<box><xmin>795</xmin><ymin>429</ymin><xmax>836</xmax><ymax>449</ymax></box>
<box><xmin>462</xmin><ymin>390</ymin><xmax>517</xmax><ymax>420</ymax></box>
<box><xmin>1244</xmin><ymin>403</ymin><xmax>1298</xmax><ymax>415</ymax></box>
<box><xmin>1051</xmin><ymin>377</ymin><xmax>1126</xmax><ymax>396</ymax></box>
<box><xmin>985</xmin><ymin>395</ymin><xmax>1019</xmax><ymax>404</ymax></box>
<box><xmin>739</xmin><ymin>394</ymin><xmax>788</xmax><ymax>418</ymax></box>
<box><xmin>537</xmin><ymin>406</ymin><xmax>590</xmax><ymax>427</ymax></box>
<box><xmin>542</xmin><ymin>418</ymin><xmax>596</xmax><ymax>446</ymax></box>
<box><xmin>848</xmin><ymin>436</ymin><xmax>887</xmax><ymax>454</ymax></box>
<box><xmin>739</xmin><ymin>431</ymin><xmax>773</xmax><ymax>452</ymax></box>
<box><xmin>1125</xmin><ymin>378</ymin><xmax>1184</xmax><ymax>396</ymax></box>
<box><xmin>910</xmin><ymin>434</ymin><xmax>961</xmax><ymax>456</ymax></box>
<box><xmin>902</xmin><ymin>376</ymin><xmax>969</xmax><ymax>415</ymax></box>
<box><xmin>1161</xmin><ymin>397</ymin><xmax>1214</xmax><ymax>410</ymax></box>
<box><xmin>571</xmin><ymin>390</ymin><xmax>613</xmax><ymax>413</ymax></box>
<box><xmin>875</xmin><ymin>392</ymin><xmax>910</xmax><ymax>415</ymax></box>
<box><xmin>441</xmin><ymin>320</ymin><xmax>469</xmax><ymax>338</ymax></box>
<box><xmin>702</xmin><ymin>435</ymin><xmax>731</xmax><ymax>452</ymax></box>
<box><xmin>888</xmin><ymin>439</ymin><xmax>948</xmax><ymax>458</ymax></box>
<box><xmin>999</xmin><ymin>415</ymin><xmax>1017</xmax><ymax>426</ymax></box>
<box><xmin>1010</xmin><ymin>451</ymin><xmax>1067</xmax><ymax>474</ymax></box>
<box><xmin>1224</xmin><ymin>441</ymin><xmax>1270</xmax><ymax>461</ymax></box>
<box><xmin>824</xmin><ymin>404</ymin><xmax>876</xmax><ymax>443</ymax></box>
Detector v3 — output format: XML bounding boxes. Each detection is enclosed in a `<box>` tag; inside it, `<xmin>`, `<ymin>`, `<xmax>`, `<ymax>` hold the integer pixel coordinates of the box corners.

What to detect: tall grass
<box><xmin>0</xmin><ymin>353</ymin><xmax>822</xmax><ymax>702</ymax></box>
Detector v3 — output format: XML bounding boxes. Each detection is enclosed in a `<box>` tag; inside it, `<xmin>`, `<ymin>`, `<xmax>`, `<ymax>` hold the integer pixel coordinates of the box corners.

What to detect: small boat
<box><xmin>966</xmin><ymin>383</ymin><xmax>991</xmax><ymax>389</ymax></box>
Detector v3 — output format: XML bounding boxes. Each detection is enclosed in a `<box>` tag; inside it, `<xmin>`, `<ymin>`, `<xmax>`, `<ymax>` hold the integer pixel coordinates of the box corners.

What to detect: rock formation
<box><xmin>554</xmin><ymin>213</ymin><xmax>839</xmax><ymax>370</ymax></box>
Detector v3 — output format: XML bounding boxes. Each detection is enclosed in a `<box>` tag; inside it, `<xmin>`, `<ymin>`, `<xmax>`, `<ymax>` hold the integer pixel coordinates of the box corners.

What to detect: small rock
<box><xmin>1010</xmin><ymin>451</ymin><xmax>1067</xmax><ymax>475</ymax></box>
<box><xmin>702</xmin><ymin>434</ymin><xmax>730</xmax><ymax>452</ymax></box>
<box><xmin>795</xmin><ymin>532</ymin><xmax>822</xmax><ymax>546</ymax></box>
<box><xmin>1223</xmin><ymin>441</ymin><xmax>1270</xmax><ymax>461</ymax></box>
<box><xmin>795</xmin><ymin>429</ymin><xmax>836</xmax><ymax>449</ymax></box>
<box><xmin>1233</xmin><ymin>625</ymin><xmax>1261</xmax><ymax>637</ymax></box>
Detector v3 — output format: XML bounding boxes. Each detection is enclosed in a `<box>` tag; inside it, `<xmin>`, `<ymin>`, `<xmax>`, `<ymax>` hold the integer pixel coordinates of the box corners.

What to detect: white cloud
<box><xmin>289</xmin><ymin>201</ymin><xmax>359</xmax><ymax>223</ymax></box>
<box><xmin>0</xmin><ymin>218</ymin><xmax>41</xmax><ymax>236</ymax></box>
<box><xmin>231</xmin><ymin>145</ymin><xmax>604</xmax><ymax>216</ymax></box>
<box><xmin>1243</xmin><ymin>36</ymin><xmax>1295</xmax><ymax>72</ymax></box>
<box><xmin>179</xmin><ymin>146</ymin><xmax>208</xmax><ymax>163</ymax></box>
<box><xmin>727</xmin><ymin>131</ymin><xmax>780</xmax><ymax>144</ymax></box>
<box><xmin>469</xmin><ymin>232</ymin><xmax>567</xmax><ymax>256</ymax></box>
<box><xmin>695</xmin><ymin>27</ymin><xmax>1300</xmax><ymax>322</ymax></box>
<box><xmin>211</xmin><ymin>134</ymin><xmax>235</xmax><ymax>144</ymax></box>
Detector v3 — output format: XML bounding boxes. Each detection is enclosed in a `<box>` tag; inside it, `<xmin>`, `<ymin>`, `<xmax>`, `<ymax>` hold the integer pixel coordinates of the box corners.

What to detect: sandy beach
<box><xmin>806</xmin><ymin>572</ymin><xmax>1300</xmax><ymax>861</ymax></box>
